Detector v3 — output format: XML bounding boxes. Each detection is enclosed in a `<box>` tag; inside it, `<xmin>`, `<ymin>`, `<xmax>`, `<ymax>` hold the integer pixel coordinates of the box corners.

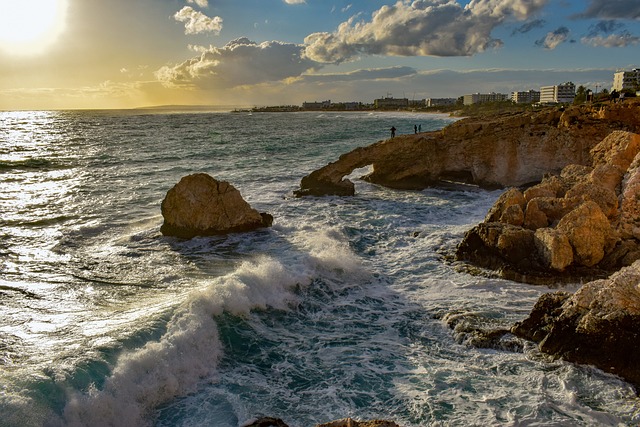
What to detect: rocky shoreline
<box><xmin>161</xmin><ymin>101</ymin><xmax>640</xmax><ymax>424</ymax></box>
<box><xmin>294</xmin><ymin>100</ymin><xmax>640</xmax><ymax>392</ymax></box>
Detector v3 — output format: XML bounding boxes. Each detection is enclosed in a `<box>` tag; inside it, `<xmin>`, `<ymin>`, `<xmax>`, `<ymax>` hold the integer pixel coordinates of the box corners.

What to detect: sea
<box><xmin>0</xmin><ymin>109</ymin><xmax>638</xmax><ymax>427</ymax></box>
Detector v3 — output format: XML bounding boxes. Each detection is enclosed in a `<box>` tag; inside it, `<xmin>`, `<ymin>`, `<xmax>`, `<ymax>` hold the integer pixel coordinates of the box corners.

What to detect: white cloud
<box><xmin>304</xmin><ymin>0</ymin><xmax>549</xmax><ymax>64</ymax></box>
<box><xmin>155</xmin><ymin>38</ymin><xmax>318</xmax><ymax>89</ymax></box>
<box><xmin>187</xmin><ymin>0</ymin><xmax>209</xmax><ymax>7</ymax></box>
<box><xmin>582</xmin><ymin>32</ymin><xmax>640</xmax><ymax>48</ymax></box>
<box><xmin>284</xmin><ymin>0</ymin><xmax>306</xmax><ymax>4</ymax></box>
<box><xmin>174</xmin><ymin>6</ymin><xmax>223</xmax><ymax>35</ymax></box>
<box><xmin>535</xmin><ymin>26</ymin><xmax>570</xmax><ymax>49</ymax></box>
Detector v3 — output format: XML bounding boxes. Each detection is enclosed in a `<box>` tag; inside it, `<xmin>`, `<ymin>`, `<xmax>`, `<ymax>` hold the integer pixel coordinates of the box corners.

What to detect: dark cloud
<box><xmin>578</xmin><ymin>0</ymin><xmax>640</xmax><ymax>20</ymax></box>
<box><xmin>581</xmin><ymin>19</ymin><xmax>639</xmax><ymax>47</ymax></box>
<box><xmin>304</xmin><ymin>0</ymin><xmax>549</xmax><ymax>64</ymax></box>
<box><xmin>586</xmin><ymin>20</ymin><xmax>625</xmax><ymax>37</ymax></box>
<box><xmin>512</xmin><ymin>19</ymin><xmax>546</xmax><ymax>35</ymax></box>
<box><xmin>535</xmin><ymin>26</ymin><xmax>571</xmax><ymax>49</ymax></box>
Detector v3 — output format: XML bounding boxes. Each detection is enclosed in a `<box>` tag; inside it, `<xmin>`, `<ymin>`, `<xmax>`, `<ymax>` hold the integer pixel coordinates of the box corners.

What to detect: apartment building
<box><xmin>612</xmin><ymin>69</ymin><xmax>640</xmax><ymax>92</ymax></box>
<box><xmin>511</xmin><ymin>90</ymin><xmax>540</xmax><ymax>104</ymax></box>
<box><xmin>463</xmin><ymin>93</ymin><xmax>508</xmax><ymax>105</ymax></box>
<box><xmin>539</xmin><ymin>82</ymin><xmax>576</xmax><ymax>104</ymax></box>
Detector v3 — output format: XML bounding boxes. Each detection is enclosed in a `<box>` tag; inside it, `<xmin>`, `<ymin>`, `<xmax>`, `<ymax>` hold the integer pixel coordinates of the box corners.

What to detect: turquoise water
<box><xmin>0</xmin><ymin>110</ymin><xmax>638</xmax><ymax>426</ymax></box>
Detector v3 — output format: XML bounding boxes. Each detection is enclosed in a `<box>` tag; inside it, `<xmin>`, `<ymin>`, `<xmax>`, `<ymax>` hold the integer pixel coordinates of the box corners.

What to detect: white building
<box><xmin>511</xmin><ymin>90</ymin><xmax>540</xmax><ymax>104</ymax></box>
<box><xmin>426</xmin><ymin>98</ymin><xmax>457</xmax><ymax>107</ymax></box>
<box><xmin>463</xmin><ymin>93</ymin><xmax>508</xmax><ymax>105</ymax></box>
<box><xmin>374</xmin><ymin>97</ymin><xmax>409</xmax><ymax>109</ymax></box>
<box><xmin>539</xmin><ymin>82</ymin><xmax>576</xmax><ymax>104</ymax></box>
<box><xmin>302</xmin><ymin>100</ymin><xmax>331</xmax><ymax>110</ymax></box>
<box><xmin>612</xmin><ymin>69</ymin><xmax>640</xmax><ymax>92</ymax></box>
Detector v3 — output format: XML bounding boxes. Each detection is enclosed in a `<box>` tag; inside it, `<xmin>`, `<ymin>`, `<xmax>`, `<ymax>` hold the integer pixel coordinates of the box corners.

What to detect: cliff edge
<box><xmin>296</xmin><ymin>101</ymin><xmax>640</xmax><ymax>197</ymax></box>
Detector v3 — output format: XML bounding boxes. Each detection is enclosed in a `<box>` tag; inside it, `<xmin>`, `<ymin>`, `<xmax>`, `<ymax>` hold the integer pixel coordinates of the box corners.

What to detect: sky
<box><xmin>0</xmin><ymin>0</ymin><xmax>639</xmax><ymax>110</ymax></box>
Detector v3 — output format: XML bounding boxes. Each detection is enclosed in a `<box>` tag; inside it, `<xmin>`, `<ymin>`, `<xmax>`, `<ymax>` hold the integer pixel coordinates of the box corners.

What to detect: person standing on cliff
<box><xmin>390</xmin><ymin>126</ymin><xmax>396</xmax><ymax>138</ymax></box>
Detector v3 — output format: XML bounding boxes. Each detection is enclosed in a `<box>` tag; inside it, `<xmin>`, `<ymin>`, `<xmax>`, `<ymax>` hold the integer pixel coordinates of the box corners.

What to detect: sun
<box><xmin>0</xmin><ymin>0</ymin><xmax>68</xmax><ymax>56</ymax></box>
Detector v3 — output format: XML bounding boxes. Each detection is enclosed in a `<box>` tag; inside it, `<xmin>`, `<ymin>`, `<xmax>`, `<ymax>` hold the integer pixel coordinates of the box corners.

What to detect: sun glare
<box><xmin>0</xmin><ymin>0</ymin><xmax>68</xmax><ymax>55</ymax></box>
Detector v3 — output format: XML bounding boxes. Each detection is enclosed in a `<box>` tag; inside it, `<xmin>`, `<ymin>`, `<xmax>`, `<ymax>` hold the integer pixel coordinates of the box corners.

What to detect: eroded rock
<box><xmin>161</xmin><ymin>173</ymin><xmax>272</xmax><ymax>238</ymax></box>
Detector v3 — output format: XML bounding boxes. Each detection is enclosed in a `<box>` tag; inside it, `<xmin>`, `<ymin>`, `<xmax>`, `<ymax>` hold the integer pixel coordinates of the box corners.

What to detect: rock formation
<box><xmin>455</xmin><ymin>130</ymin><xmax>640</xmax><ymax>284</ymax></box>
<box><xmin>160</xmin><ymin>173</ymin><xmax>273</xmax><ymax>238</ymax></box>
<box><xmin>511</xmin><ymin>260</ymin><xmax>640</xmax><ymax>389</ymax></box>
<box><xmin>295</xmin><ymin>101</ymin><xmax>640</xmax><ymax>197</ymax></box>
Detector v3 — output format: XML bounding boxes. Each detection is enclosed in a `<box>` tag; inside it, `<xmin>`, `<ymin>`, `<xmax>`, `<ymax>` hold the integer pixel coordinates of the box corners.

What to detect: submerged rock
<box><xmin>160</xmin><ymin>173</ymin><xmax>273</xmax><ymax>238</ymax></box>
<box><xmin>512</xmin><ymin>260</ymin><xmax>640</xmax><ymax>389</ymax></box>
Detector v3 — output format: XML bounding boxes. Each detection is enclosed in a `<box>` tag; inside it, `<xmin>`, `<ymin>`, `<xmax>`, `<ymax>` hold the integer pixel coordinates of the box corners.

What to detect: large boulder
<box><xmin>512</xmin><ymin>260</ymin><xmax>640</xmax><ymax>389</ymax></box>
<box><xmin>160</xmin><ymin>173</ymin><xmax>273</xmax><ymax>238</ymax></box>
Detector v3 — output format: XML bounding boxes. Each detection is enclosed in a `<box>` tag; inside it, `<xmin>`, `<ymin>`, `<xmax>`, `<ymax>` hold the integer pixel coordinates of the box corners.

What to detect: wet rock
<box><xmin>317</xmin><ymin>419</ymin><xmax>401</xmax><ymax>427</ymax></box>
<box><xmin>512</xmin><ymin>260</ymin><xmax>640</xmax><ymax>389</ymax></box>
<box><xmin>242</xmin><ymin>417</ymin><xmax>290</xmax><ymax>427</ymax></box>
<box><xmin>161</xmin><ymin>173</ymin><xmax>272</xmax><ymax>238</ymax></box>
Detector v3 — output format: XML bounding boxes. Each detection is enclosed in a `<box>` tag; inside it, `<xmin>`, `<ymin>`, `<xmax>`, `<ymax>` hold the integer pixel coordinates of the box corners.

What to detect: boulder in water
<box><xmin>160</xmin><ymin>173</ymin><xmax>272</xmax><ymax>238</ymax></box>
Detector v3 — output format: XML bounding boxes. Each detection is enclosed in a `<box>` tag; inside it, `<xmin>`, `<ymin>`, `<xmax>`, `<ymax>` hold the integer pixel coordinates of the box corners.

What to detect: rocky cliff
<box><xmin>455</xmin><ymin>130</ymin><xmax>640</xmax><ymax>284</ymax></box>
<box><xmin>296</xmin><ymin>101</ymin><xmax>640</xmax><ymax>197</ymax></box>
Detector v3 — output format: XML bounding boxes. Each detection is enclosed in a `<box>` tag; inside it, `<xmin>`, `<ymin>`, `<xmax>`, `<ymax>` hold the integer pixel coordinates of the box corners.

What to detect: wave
<box><xmin>0</xmin><ymin>158</ymin><xmax>65</xmax><ymax>171</ymax></box>
<box><xmin>60</xmin><ymin>229</ymin><xmax>367</xmax><ymax>427</ymax></box>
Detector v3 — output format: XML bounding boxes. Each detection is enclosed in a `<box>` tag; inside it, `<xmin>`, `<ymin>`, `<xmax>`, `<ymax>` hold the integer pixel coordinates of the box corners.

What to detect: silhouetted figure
<box><xmin>414</xmin><ymin>125</ymin><xmax>417</xmax><ymax>134</ymax></box>
<box><xmin>390</xmin><ymin>126</ymin><xmax>396</xmax><ymax>138</ymax></box>
<box><xmin>418</xmin><ymin>124</ymin><xmax>421</xmax><ymax>132</ymax></box>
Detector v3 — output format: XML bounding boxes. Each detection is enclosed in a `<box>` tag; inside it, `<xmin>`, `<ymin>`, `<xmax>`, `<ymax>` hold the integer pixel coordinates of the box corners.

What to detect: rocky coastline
<box><xmin>162</xmin><ymin>101</ymin><xmax>640</xmax><ymax>423</ymax></box>
<box><xmin>295</xmin><ymin>100</ymin><xmax>640</xmax><ymax>392</ymax></box>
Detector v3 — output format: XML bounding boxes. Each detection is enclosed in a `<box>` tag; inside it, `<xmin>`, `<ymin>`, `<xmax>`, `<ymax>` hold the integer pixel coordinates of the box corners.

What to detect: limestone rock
<box><xmin>589</xmin><ymin>164</ymin><xmax>625</xmax><ymax>193</ymax></box>
<box><xmin>160</xmin><ymin>173</ymin><xmax>272</xmax><ymax>238</ymax></box>
<box><xmin>590</xmin><ymin>130</ymin><xmax>640</xmax><ymax>171</ymax></box>
<box><xmin>534</xmin><ymin>228</ymin><xmax>573</xmax><ymax>271</ymax></box>
<box><xmin>560</xmin><ymin>164</ymin><xmax>592</xmax><ymax>188</ymax></box>
<box><xmin>523</xmin><ymin>178</ymin><xmax>563</xmax><ymax>202</ymax></box>
<box><xmin>485</xmin><ymin>188</ymin><xmax>526</xmax><ymax>222</ymax></box>
<box><xmin>618</xmin><ymin>151</ymin><xmax>640</xmax><ymax>240</ymax></box>
<box><xmin>556</xmin><ymin>201</ymin><xmax>614</xmax><ymax>267</ymax></box>
<box><xmin>512</xmin><ymin>260</ymin><xmax>640</xmax><ymax>389</ymax></box>
<box><xmin>500</xmin><ymin>204</ymin><xmax>524</xmax><ymax>226</ymax></box>
<box><xmin>296</xmin><ymin>103</ymin><xmax>640</xmax><ymax>197</ymax></box>
<box><xmin>565</xmin><ymin>182</ymin><xmax>618</xmax><ymax>218</ymax></box>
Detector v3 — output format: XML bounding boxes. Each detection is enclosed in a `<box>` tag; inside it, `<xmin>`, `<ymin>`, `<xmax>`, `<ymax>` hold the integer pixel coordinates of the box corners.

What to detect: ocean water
<box><xmin>0</xmin><ymin>109</ymin><xmax>638</xmax><ymax>427</ymax></box>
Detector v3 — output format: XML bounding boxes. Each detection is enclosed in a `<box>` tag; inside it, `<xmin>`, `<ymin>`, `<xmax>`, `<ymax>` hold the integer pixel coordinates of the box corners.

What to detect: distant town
<box><xmin>241</xmin><ymin>68</ymin><xmax>640</xmax><ymax>113</ymax></box>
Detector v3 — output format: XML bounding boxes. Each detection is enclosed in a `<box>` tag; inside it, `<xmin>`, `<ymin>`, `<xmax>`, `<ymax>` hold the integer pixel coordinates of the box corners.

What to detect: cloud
<box><xmin>303</xmin><ymin>0</ymin><xmax>549</xmax><ymax>64</ymax></box>
<box><xmin>582</xmin><ymin>32</ymin><xmax>640</xmax><ymax>47</ymax></box>
<box><xmin>284</xmin><ymin>0</ymin><xmax>306</xmax><ymax>4</ymax></box>
<box><xmin>535</xmin><ymin>26</ymin><xmax>571</xmax><ymax>49</ymax></box>
<box><xmin>296</xmin><ymin>66</ymin><xmax>417</xmax><ymax>83</ymax></box>
<box><xmin>577</xmin><ymin>0</ymin><xmax>640</xmax><ymax>20</ymax></box>
<box><xmin>174</xmin><ymin>6</ymin><xmax>223</xmax><ymax>35</ymax></box>
<box><xmin>579</xmin><ymin>19</ymin><xmax>639</xmax><ymax>47</ymax></box>
<box><xmin>155</xmin><ymin>38</ymin><xmax>318</xmax><ymax>89</ymax></box>
<box><xmin>512</xmin><ymin>19</ymin><xmax>546</xmax><ymax>35</ymax></box>
<box><xmin>187</xmin><ymin>0</ymin><xmax>209</xmax><ymax>7</ymax></box>
<box><xmin>586</xmin><ymin>20</ymin><xmax>625</xmax><ymax>37</ymax></box>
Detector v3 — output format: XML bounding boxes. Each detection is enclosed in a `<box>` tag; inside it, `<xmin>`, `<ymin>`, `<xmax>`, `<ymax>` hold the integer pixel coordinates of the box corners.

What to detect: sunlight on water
<box><xmin>0</xmin><ymin>110</ymin><xmax>638</xmax><ymax>427</ymax></box>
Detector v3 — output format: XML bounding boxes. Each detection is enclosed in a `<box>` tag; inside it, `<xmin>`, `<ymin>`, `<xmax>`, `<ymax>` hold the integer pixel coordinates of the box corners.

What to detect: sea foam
<box><xmin>60</xmin><ymin>229</ymin><xmax>366</xmax><ymax>427</ymax></box>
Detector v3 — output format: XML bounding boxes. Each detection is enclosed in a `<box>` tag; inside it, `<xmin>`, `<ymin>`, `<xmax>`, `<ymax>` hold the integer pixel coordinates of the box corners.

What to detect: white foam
<box><xmin>61</xmin><ymin>229</ymin><xmax>366</xmax><ymax>427</ymax></box>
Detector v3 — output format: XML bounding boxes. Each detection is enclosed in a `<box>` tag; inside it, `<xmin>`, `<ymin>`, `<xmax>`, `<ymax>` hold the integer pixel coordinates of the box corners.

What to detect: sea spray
<box><xmin>61</xmin><ymin>229</ymin><xmax>368</xmax><ymax>426</ymax></box>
